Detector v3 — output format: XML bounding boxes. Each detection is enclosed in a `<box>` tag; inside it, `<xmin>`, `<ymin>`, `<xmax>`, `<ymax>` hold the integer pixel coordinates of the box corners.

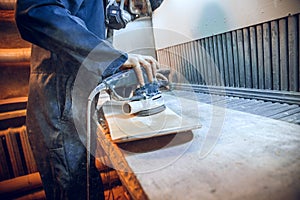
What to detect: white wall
<box><xmin>152</xmin><ymin>0</ymin><xmax>300</xmax><ymax>49</ymax></box>
<box><xmin>113</xmin><ymin>17</ymin><xmax>156</xmax><ymax>58</ymax></box>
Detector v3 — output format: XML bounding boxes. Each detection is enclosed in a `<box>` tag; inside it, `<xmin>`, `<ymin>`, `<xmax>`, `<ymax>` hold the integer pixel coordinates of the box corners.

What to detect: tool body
<box><xmin>99</xmin><ymin>68</ymin><xmax>166</xmax><ymax>116</ymax></box>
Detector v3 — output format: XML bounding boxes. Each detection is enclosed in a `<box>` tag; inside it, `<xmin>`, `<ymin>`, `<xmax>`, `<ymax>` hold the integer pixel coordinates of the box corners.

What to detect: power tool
<box><xmin>100</xmin><ymin>68</ymin><xmax>166</xmax><ymax>116</ymax></box>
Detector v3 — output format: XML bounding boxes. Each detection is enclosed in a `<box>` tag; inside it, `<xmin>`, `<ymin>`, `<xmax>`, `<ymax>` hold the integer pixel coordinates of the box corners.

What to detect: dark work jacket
<box><xmin>15</xmin><ymin>0</ymin><xmax>127</xmax><ymax>199</ymax></box>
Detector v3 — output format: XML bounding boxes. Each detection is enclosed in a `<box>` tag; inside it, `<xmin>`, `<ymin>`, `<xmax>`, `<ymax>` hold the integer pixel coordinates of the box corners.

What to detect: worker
<box><xmin>15</xmin><ymin>0</ymin><xmax>160</xmax><ymax>199</ymax></box>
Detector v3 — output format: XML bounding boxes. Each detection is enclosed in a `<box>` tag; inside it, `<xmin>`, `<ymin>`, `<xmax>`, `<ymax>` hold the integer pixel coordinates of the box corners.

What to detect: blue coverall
<box><xmin>15</xmin><ymin>0</ymin><xmax>127</xmax><ymax>199</ymax></box>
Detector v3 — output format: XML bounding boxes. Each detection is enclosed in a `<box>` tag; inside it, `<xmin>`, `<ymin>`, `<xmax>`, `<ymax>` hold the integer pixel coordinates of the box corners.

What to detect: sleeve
<box><xmin>15</xmin><ymin>0</ymin><xmax>127</xmax><ymax>77</ymax></box>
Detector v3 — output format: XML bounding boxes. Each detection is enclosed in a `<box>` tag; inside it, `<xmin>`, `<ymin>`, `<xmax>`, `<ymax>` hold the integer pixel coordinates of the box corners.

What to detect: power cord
<box><xmin>86</xmin><ymin>83</ymin><xmax>107</xmax><ymax>200</ymax></box>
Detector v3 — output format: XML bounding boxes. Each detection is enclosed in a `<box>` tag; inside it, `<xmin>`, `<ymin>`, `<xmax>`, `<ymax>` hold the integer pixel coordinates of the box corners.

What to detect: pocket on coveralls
<box><xmin>57</xmin><ymin>75</ymin><xmax>74</xmax><ymax>121</ymax></box>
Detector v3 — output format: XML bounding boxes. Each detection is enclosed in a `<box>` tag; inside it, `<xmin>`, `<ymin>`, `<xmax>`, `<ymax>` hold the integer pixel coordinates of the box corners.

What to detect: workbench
<box><xmin>96</xmin><ymin>90</ymin><xmax>300</xmax><ymax>200</ymax></box>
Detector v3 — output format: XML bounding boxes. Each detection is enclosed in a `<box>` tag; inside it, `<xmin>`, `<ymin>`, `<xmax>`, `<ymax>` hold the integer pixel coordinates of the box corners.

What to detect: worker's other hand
<box><xmin>120</xmin><ymin>54</ymin><xmax>160</xmax><ymax>86</ymax></box>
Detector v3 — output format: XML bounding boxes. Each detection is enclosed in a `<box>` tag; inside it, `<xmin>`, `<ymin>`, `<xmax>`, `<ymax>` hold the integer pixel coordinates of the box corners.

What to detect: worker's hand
<box><xmin>120</xmin><ymin>54</ymin><xmax>160</xmax><ymax>86</ymax></box>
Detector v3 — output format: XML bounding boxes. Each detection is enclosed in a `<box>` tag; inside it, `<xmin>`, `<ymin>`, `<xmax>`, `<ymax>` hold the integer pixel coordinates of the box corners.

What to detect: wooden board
<box><xmin>102</xmin><ymin>94</ymin><xmax>201</xmax><ymax>143</ymax></box>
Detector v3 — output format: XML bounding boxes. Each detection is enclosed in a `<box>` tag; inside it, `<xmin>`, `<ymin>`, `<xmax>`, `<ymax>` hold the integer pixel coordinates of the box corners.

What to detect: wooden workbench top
<box><xmin>96</xmin><ymin>91</ymin><xmax>300</xmax><ymax>200</ymax></box>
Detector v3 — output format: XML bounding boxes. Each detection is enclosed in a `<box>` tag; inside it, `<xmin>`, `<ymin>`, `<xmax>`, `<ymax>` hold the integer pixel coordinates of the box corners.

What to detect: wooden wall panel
<box><xmin>279</xmin><ymin>18</ymin><xmax>289</xmax><ymax>91</ymax></box>
<box><xmin>208</xmin><ymin>37</ymin><xmax>216</xmax><ymax>86</ymax></box>
<box><xmin>191</xmin><ymin>41</ymin><xmax>201</xmax><ymax>84</ymax></box>
<box><xmin>188</xmin><ymin>42</ymin><xmax>197</xmax><ymax>84</ymax></box>
<box><xmin>217</xmin><ymin>35</ymin><xmax>225</xmax><ymax>86</ymax></box>
<box><xmin>237</xmin><ymin>29</ymin><xmax>246</xmax><ymax>88</ymax></box>
<box><xmin>288</xmin><ymin>15</ymin><xmax>299</xmax><ymax>92</ymax></box>
<box><xmin>222</xmin><ymin>34</ymin><xmax>229</xmax><ymax>86</ymax></box>
<box><xmin>226</xmin><ymin>32</ymin><xmax>234</xmax><ymax>87</ymax></box>
<box><xmin>271</xmin><ymin>21</ymin><xmax>280</xmax><ymax>90</ymax></box>
<box><xmin>231</xmin><ymin>31</ymin><xmax>239</xmax><ymax>87</ymax></box>
<box><xmin>201</xmin><ymin>39</ymin><xmax>209</xmax><ymax>85</ymax></box>
<box><xmin>263</xmin><ymin>23</ymin><xmax>272</xmax><ymax>90</ymax></box>
<box><xmin>156</xmin><ymin>14</ymin><xmax>300</xmax><ymax>93</ymax></box>
<box><xmin>198</xmin><ymin>40</ymin><xmax>206</xmax><ymax>85</ymax></box>
<box><xmin>256</xmin><ymin>25</ymin><xmax>265</xmax><ymax>89</ymax></box>
<box><xmin>213</xmin><ymin>36</ymin><xmax>220</xmax><ymax>86</ymax></box>
<box><xmin>250</xmin><ymin>27</ymin><xmax>258</xmax><ymax>89</ymax></box>
<box><xmin>244</xmin><ymin>28</ymin><xmax>252</xmax><ymax>88</ymax></box>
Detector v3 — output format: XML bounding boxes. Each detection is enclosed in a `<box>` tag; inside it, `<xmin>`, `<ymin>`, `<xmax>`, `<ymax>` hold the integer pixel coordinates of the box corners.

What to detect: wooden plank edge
<box><xmin>96</xmin><ymin>126</ymin><xmax>149</xmax><ymax>200</ymax></box>
<box><xmin>0</xmin><ymin>97</ymin><xmax>28</xmax><ymax>106</ymax></box>
<box><xmin>0</xmin><ymin>109</ymin><xmax>27</xmax><ymax>121</ymax></box>
<box><xmin>0</xmin><ymin>172</ymin><xmax>42</xmax><ymax>195</ymax></box>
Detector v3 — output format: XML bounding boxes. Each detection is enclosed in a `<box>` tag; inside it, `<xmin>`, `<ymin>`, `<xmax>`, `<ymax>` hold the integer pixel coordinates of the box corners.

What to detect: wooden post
<box><xmin>0</xmin><ymin>172</ymin><xmax>43</xmax><ymax>196</ymax></box>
